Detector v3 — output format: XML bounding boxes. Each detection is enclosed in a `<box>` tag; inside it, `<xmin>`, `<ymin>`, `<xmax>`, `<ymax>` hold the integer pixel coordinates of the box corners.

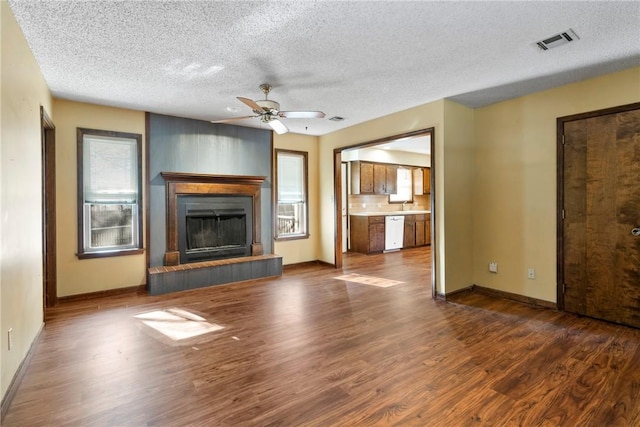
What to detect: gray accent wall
<box><xmin>148</xmin><ymin>113</ymin><xmax>273</xmax><ymax>267</ymax></box>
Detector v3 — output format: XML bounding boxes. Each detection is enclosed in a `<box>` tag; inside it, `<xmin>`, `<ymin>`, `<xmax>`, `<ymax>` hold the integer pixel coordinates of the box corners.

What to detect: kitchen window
<box><xmin>77</xmin><ymin>128</ymin><xmax>143</xmax><ymax>258</ymax></box>
<box><xmin>275</xmin><ymin>149</ymin><xmax>309</xmax><ymax>240</ymax></box>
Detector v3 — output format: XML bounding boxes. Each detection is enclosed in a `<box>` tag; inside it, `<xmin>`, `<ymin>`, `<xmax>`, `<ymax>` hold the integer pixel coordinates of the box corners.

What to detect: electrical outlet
<box><xmin>8</xmin><ymin>328</ymin><xmax>13</xmax><ymax>351</ymax></box>
<box><xmin>527</xmin><ymin>268</ymin><xmax>535</xmax><ymax>280</ymax></box>
<box><xmin>489</xmin><ymin>262</ymin><xmax>498</xmax><ymax>273</ymax></box>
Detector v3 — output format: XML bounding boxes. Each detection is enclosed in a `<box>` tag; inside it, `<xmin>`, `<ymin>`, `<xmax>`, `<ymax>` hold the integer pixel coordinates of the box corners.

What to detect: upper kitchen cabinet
<box><xmin>413</xmin><ymin>167</ymin><xmax>431</xmax><ymax>195</ymax></box>
<box><xmin>423</xmin><ymin>167</ymin><xmax>431</xmax><ymax>194</ymax></box>
<box><xmin>351</xmin><ymin>161</ymin><xmax>398</xmax><ymax>195</ymax></box>
<box><xmin>374</xmin><ymin>163</ymin><xmax>397</xmax><ymax>195</ymax></box>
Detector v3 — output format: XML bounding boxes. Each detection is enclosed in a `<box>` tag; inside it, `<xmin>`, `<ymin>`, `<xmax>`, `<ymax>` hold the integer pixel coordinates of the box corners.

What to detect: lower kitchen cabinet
<box><xmin>350</xmin><ymin>215</ymin><xmax>385</xmax><ymax>254</ymax></box>
<box><xmin>415</xmin><ymin>213</ymin><xmax>431</xmax><ymax>246</ymax></box>
<box><xmin>403</xmin><ymin>215</ymin><xmax>416</xmax><ymax>248</ymax></box>
<box><xmin>350</xmin><ymin>213</ymin><xmax>430</xmax><ymax>254</ymax></box>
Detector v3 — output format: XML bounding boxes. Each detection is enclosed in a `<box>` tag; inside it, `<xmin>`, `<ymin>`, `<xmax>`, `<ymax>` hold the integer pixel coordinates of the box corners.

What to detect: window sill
<box><xmin>77</xmin><ymin>248</ymin><xmax>144</xmax><ymax>260</ymax></box>
<box><xmin>274</xmin><ymin>234</ymin><xmax>310</xmax><ymax>242</ymax></box>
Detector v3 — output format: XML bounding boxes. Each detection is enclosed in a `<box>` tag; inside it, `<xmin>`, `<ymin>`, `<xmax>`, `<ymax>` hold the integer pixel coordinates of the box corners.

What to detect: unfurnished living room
<box><xmin>2</xmin><ymin>1</ymin><xmax>640</xmax><ymax>426</ymax></box>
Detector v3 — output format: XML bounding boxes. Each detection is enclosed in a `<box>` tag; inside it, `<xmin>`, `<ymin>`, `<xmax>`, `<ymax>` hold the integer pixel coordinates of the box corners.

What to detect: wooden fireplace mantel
<box><xmin>161</xmin><ymin>172</ymin><xmax>267</xmax><ymax>266</ymax></box>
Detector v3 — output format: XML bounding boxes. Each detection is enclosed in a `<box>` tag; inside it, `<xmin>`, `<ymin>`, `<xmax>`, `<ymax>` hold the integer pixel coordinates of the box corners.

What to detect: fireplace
<box><xmin>177</xmin><ymin>196</ymin><xmax>252</xmax><ymax>263</ymax></box>
<box><xmin>148</xmin><ymin>173</ymin><xmax>281</xmax><ymax>295</ymax></box>
<box><xmin>160</xmin><ymin>172</ymin><xmax>266</xmax><ymax>266</ymax></box>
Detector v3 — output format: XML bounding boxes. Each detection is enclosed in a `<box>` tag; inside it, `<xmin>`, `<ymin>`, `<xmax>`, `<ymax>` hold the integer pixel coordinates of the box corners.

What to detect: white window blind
<box><xmin>276</xmin><ymin>150</ymin><xmax>308</xmax><ymax>238</ymax></box>
<box><xmin>84</xmin><ymin>135</ymin><xmax>138</xmax><ymax>203</ymax></box>
<box><xmin>277</xmin><ymin>152</ymin><xmax>305</xmax><ymax>202</ymax></box>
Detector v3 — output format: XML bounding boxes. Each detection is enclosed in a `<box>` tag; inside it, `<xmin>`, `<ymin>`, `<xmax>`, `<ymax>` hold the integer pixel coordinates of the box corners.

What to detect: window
<box><xmin>77</xmin><ymin>128</ymin><xmax>143</xmax><ymax>258</ymax></box>
<box><xmin>389</xmin><ymin>166</ymin><xmax>413</xmax><ymax>203</ymax></box>
<box><xmin>275</xmin><ymin>149</ymin><xmax>308</xmax><ymax>239</ymax></box>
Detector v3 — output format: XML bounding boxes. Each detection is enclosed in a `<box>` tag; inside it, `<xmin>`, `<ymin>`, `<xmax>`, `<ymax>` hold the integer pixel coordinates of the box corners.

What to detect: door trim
<box><xmin>333</xmin><ymin>128</ymin><xmax>436</xmax><ymax>297</ymax></box>
<box><xmin>41</xmin><ymin>106</ymin><xmax>57</xmax><ymax>308</ymax></box>
<box><xmin>556</xmin><ymin>101</ymin><xmax>640</xmax><ymax>311</ymax></box>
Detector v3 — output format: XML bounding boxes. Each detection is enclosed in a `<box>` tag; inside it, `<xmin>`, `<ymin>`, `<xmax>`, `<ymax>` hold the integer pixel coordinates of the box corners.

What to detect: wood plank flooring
<box><xmin>4</xmin><ymin>247</ymin><xmax>640</xmax><ymax>426</ymax></box>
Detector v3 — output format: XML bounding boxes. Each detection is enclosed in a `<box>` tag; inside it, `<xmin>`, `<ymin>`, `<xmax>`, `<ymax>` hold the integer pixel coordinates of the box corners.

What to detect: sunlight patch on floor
<box><xmin>334</xmin><ymin>273</ymin><xmax>403</xmax><ymax>288</ymax></box>
<box><xmin>134</xmin><ymin>308</ymin><xmax>224</xmax><ymax>341</ymax></box>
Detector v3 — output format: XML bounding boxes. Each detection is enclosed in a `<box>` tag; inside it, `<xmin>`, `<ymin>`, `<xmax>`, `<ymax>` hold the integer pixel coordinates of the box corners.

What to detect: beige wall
<box><xmin>441</xmin><ymin>100</ymin><xmax>475</xmax><ymax>293</ymax></box>
<box><xmin>273</xmin><ymin>133</ymin><xmax>320</xmax><ymax>265</ymax></box>
<box><xmin>53</xmin><ymin>99</ymin><xmax>146</xmax><ymax>297</ymax></box>
<box><xmin>473</xmin><ymin>66</ymin><xmax>640</xmax><ymax>302</ymax></box>
<box><xmin>0</xmin><ymin>1</ymin><xmax>52</xmax><ymax>399</ymax></box>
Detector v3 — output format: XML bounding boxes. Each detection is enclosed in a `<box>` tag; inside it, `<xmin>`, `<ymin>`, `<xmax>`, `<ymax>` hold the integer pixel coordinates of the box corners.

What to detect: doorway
<box><xmin>41</xmin><ymin>107</ymin><xmax>57</xmax><ymax>308</ymax></box>
<box><xmin>558</xmin><ymin>102</ymin><xmax>640</xmax><ymax>328</ymax></box>
<box><xmin>333</xmin><ymin>128</ymin><xmax>435</xmax><ymax>295</ymax></box>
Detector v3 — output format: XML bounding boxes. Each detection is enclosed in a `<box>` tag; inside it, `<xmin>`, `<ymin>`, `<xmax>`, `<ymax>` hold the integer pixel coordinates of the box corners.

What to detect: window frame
<box><xmin>76</xmin><ymin>127</ymin><xmax>144</xmax><ymax>259</ymax></box>
<box><xmin>274</xmin><ymin>149</ymin><xmax>310</xmax><ymax>241</ymax></box>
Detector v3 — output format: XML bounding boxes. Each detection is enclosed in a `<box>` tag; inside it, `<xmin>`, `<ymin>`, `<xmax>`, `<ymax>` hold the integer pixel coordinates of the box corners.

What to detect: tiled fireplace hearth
<box><xmin>148</xmin><ymin>172</ymin><xmax>282</xmax><ymax>295</ymax></box>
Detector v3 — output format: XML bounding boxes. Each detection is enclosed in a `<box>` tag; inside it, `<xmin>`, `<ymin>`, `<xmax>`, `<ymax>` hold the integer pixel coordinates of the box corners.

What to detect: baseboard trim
<box><xmin>1</xmin><ymin>323</ymin><xmax>44</xmax><ymax>421</ymax></box>
<box><xmin>283</xmin><ymin>260</ymin><xmax>334</xmax><ymax>271</ymax></box>
<box><xmin>472</xmin><ymin>285</ymin><xmax>557</xmax><ymax>309</ymax></box>
<box><xmin>436</xmin><ymin>285</ymin><xmax>474</xmax><ymax>301</ymax></box>
<box><xmin>57</xmin><ymin>284</ymin><xmax>147</xmax><ymax>303</ymax></box>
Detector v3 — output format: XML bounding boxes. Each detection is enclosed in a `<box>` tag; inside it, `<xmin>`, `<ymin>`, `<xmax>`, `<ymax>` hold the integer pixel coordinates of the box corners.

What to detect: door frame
<box><xmin>333</xmin><ymin>127</ymin><xmax>436</xmax><ymax>297</ymax></box>
<box><xmin>556</xmin><ymin>101</ymin><xmax>640</xmax><ymax>310</ymax></box>
<box><xmin>41</xmin><ymin>106</ymin><xmax>57</xmax><ymax>308</ymax></box>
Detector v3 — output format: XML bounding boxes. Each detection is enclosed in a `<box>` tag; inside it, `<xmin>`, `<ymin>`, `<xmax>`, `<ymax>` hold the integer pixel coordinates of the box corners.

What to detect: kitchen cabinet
<box><xmin>354</xmin><ymin>161</ymin><xmax>374</xmax><ymax>193</ymax></box>
<box><xmin>415</xmin><ymin>213</ymin><xmax>431</xmax><ymax>246</ymax></box>
<box><xmin>350</xmin><ymin>215</ymin><xmax>385</xmax><ymax>253</ymax></box>
<box><xmin>351</xmin><ymin>161</ymin><xmax>397</xmax><ymax>195</ymax></box>
<box><xmin>373</xmin><ymin>163</ymin><xmax>397</xmax><ymax>195</ymax></box>
<box><xmin>403</xmin><ymin>215</ymin><xmax>416</xmax><ymax>247</ymax></box>
<box><xmin>413</xmin><ymin>167</ymin><xmax>431</xmax><ymax>195</ymax></box>
<box><xmin>423</xmin><ymin>167</ymin><xmax>431</xmax><ymax>194</ymax></box>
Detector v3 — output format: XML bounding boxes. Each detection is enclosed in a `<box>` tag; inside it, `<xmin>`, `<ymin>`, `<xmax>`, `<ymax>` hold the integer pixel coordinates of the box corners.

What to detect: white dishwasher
<box><xmin>384</xmin><ymin>215</ymin><xmax>404</xmax><ymax>251</ymax></box>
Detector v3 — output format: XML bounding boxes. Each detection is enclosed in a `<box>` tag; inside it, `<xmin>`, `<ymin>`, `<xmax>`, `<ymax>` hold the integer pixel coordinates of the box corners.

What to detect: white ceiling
<box><xmin>8</xmin><ymin>1</ymin><xmax>640</xmax><ymax>136</ymax></box>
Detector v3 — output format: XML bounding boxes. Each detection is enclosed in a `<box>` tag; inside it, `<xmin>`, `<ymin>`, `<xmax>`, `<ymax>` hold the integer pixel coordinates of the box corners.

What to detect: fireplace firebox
<box><xmin>177</xmin><ymin>196</ymin><xmax>252</xmax><ymax>263</ymax></box>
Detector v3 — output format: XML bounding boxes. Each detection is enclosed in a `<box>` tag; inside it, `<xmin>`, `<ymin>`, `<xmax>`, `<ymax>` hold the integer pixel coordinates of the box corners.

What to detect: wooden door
<box><xmin>403</xmin><ymin>216</ymin><xmax>416</xmax><ymax>248</ymax></box>
<box><xmin>41</xmin><ymin>107</ymin><xmax>57</xmax><ymax>308</ymax></box>
<box><xmin>369</xmin><ymin>221</ymin><xmax>385</xmax><ymax>253</ymax></box>
<box><xmin>561</xmin><ymin>104</ymin><xmax>640</xmax><ymax>328</ymax></box>
<box><xmin>373</xmin><ymin>163</ymin><xmax>387</xmax><ymax>194</ymax></box>
<box><xmin>385</xmin><ymin>165</ymin><xmax>397</xmax><ymax>195</ymax></box>
<box><xmin>415</xmin><ymin>220</ymin><xmax>426</xmax><ymax>246</ymax></box>
<box><xmin>423</xmin><ymin>167</ymin><xmax>431</xmax><ymax>194</ymax></box>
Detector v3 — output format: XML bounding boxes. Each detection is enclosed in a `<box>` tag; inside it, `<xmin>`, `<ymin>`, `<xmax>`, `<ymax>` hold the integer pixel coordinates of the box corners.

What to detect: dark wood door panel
<box><xmin>563</xmin><ymin>119</ymin><xmax>587</xmax><ymax>315</ymax></box>
<box><xmin>562</xmin><ymin>107</ymin><xmax>640</xmax><ymax>328</ymax></box>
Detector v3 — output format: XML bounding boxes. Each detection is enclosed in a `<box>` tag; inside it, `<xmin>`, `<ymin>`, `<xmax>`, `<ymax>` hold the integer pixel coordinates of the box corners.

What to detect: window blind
<box><xmin>83</xmin><ymin>135</ymin><xmax>138</xmax><ymax>203</ymax></box>
<box><xmin>277</xmin><ymin>152</ymin><xmax>304</xmax><ymax>202</ymax></box>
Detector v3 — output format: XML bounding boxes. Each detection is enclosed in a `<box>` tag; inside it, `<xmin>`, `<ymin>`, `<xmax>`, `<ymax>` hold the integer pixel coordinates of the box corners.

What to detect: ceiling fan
<box><xmin>212</xmin><ymin>84</ymin><xmax>325</xmax><ymax>134</ymax></box>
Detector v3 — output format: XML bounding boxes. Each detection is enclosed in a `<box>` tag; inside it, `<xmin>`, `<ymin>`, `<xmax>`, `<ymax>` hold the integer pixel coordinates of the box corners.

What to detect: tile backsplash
<box><xmin>348</xmin><ymin>194</ymin><xmax>430</xmax><ymax>213</ymax></box>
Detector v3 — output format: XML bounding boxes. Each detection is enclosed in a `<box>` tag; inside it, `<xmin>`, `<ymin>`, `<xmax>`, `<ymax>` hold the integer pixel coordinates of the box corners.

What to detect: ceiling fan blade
<box><xmin>211</xmin><ymin>115</ymin><xmax>257</xmax><ymax>123</ymax></box>
<box><xmin>279</xmin><ymin>111</ymin><xmax>325</xmax><ymax>119</ymax></box>
<box><xmin>268</xmin><ymin>118</ymin><xmax>289</xmax><ymax>134</ymax></box>
<box><xmin>237</xmin><ymin>97</ymin><xmax>263</xmax><ymax>113</ymax></box>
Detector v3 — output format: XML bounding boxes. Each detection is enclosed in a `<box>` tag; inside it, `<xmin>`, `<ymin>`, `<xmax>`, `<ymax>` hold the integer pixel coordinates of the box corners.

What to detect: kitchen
<box><xmin>341</xmin><ymin>134</ymin><xmax>432</xmax><ymax>254</ymax></box>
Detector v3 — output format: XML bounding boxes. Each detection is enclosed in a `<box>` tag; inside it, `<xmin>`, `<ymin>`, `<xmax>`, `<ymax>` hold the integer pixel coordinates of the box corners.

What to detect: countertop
<box><xmin>349</xmin><ymin>210</ymin><xmax>430</xmax><ymax>217</ymax></box>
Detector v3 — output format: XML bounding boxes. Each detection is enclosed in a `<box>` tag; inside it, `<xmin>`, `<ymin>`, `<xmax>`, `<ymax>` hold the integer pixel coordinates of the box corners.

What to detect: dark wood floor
<box><xmin>4</xmin><ymin>247</ymin><xmax>640</xmax><ymax>426</ymax></box>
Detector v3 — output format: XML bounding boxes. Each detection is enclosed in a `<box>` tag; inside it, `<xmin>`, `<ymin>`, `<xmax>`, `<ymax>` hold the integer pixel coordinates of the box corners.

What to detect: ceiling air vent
<box><xmin>536</xmin><ymin>29</ymin><xmax>579</xmax><ymax>51</ymax></box>
<box><xmin>329</xmin><ymin>116</ymin><xmax>345</xmax><ymax>122</ymax></box>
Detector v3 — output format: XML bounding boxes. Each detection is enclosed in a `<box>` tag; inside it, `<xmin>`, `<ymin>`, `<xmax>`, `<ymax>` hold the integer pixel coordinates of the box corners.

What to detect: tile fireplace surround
<box><xmin>147</xmin><ymin>172</ymin><xmax>282</xmax><ymax>295</ymax></box>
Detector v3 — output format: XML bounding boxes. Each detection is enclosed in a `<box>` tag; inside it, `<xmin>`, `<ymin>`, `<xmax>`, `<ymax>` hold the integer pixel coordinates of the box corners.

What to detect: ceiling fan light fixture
<box><xmin>268</xmin><ymin>118</ymin><xmax>289</xmax><ymax>134</ymax></box>
<box><xmin>214</xmin><ymin>84</ymin><xmax>324</xmax><ymax>134</ymax></box>
<box><xmin>256</xmin><ymin>99</ymin><xmax>280</xmax><ymax>112</ymax></box>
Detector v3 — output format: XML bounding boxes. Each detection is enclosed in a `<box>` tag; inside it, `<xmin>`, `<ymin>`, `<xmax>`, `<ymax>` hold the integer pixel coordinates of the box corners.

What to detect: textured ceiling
<box><xmin>8</xmin><ymin>1</ymin><xmax>640</xmax><ymax>136</ymax></box>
